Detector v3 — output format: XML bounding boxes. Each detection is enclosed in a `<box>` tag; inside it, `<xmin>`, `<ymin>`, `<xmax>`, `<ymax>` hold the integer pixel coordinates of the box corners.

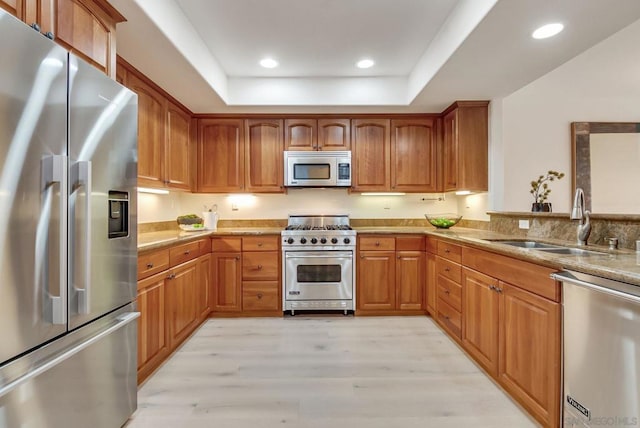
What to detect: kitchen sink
<box><xmin>487</xmin><ymin>240</ymin><xmax>562</xmax><ymax>249</ymax></box>
<box><xmin>535</xmin><ymin>247</ymin><xmax>604</xmax><ymax>256</ymax></box>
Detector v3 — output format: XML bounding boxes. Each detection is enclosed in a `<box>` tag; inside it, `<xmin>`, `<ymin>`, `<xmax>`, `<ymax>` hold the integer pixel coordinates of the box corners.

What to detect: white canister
<box><xmin>203</xmin><ymin>212</ymin><xmax>218</xmax><ymax>231</ymax></box>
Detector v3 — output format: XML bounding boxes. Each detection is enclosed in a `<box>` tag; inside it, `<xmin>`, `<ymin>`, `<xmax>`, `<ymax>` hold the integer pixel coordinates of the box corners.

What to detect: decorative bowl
<box><xmin>425</xmin><ymin>214</ymin><xmax>462</xmax><ymax>229</ymax></box>
<box><xmin>179</xmin><ymin>224</ymin><xmax>205</xmax><ymax>232</ymax></box>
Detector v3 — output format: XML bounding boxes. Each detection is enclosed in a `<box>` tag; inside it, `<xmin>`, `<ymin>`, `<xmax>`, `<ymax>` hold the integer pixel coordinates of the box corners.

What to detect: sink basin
<box><xmin>488</xmin><ymin>240</ymin><xmax>562</xmax><ymax>249</ymax></box>
<box><xmin>535</xmin><ymin>247</ymin><xmax>604</xmax><ymax>256</ymax></box>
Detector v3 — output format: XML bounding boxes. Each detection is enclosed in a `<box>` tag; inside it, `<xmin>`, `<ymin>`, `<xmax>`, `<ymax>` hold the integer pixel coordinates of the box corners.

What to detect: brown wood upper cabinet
<box><xmin>0</xmin><ymin>0</ymin><xmax>124</xmax><ymax>78</ymax></box>
<box><xmin>391</xmin><ymin>118</ymin><xmax>439</xmax><ymax>192</ymax></box>
<box><xmin>245</xmin><ymin>119</ymin><xmax>285</xmax><ymax>192</ymax></box>
<box><xmin>351</xmin><ymin>119</ymin><xmax>391</xmax><ymax>192</ymax></box>
<box><xmin>125</xmin><ymin>68</ymin><xmax>193</xmax><ymax>190</ymax></box>
<box><xmin>284</xmin><ymin>118</ymin><xmax>350</xmax><ymax>151</ymax></box>
<box><xmin>443</xmin><ymin>101</ymin><xmax>488</xmax><ymax>192</ymax></box>
<box><xmin>197</xmin><ymin>118</ymin><xmax>245</xmax><ymax>192</ymax></box>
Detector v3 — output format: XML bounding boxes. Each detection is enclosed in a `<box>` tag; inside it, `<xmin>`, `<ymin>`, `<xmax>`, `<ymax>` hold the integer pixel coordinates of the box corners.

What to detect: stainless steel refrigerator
<box><xmin>0</xmin><ymin>10</ymin><xmax>139</xmax><ymax>428</ymax></box>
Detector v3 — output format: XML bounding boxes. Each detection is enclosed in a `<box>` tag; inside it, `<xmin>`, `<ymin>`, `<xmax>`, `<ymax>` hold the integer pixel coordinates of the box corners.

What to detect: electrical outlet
<box><xmin>231</xmin><ymin>203</ymin><xmax>239</xmax><ymax>211</ymax></box>
<box><xmin>518</xmin><ymin>219</ymin><xmax>530</xmax><ymax>230</ymax></box>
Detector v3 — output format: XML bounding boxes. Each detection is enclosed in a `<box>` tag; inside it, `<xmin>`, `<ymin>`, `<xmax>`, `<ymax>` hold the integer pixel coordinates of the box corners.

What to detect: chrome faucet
<box><xmin>570</xmin><ymin>188</ymin><xmax>591</xmax><ymax>246</ymax></box>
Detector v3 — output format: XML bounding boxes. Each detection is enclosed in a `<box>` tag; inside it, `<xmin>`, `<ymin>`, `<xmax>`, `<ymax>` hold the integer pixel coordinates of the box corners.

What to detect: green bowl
<box><xmin>425</xmin><ymin>214</ymin><xmax>462</xmax><ymax>229</ymax></box>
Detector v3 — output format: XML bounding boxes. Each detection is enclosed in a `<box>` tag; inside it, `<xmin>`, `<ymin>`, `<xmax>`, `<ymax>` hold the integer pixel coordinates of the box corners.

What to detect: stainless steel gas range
<box><xmin>281</xmin><ymin>215</ymin><xmax>356</xmax><ymax>315</ymax></box>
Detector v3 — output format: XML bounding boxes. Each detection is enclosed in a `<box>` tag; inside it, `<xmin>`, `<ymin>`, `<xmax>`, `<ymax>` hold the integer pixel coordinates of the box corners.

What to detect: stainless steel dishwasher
<box><xmin>552</xmin><ymin>270</ymin><xmax>640</xmax><ymax>427</ymax></box>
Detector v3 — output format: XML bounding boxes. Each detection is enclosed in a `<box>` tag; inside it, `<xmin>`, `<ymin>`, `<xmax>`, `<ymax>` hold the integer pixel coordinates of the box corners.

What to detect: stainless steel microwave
<box><xmin>284</xmin><ymin>151</ymin><xmax>351</xmax><ymax>187</ymax></box>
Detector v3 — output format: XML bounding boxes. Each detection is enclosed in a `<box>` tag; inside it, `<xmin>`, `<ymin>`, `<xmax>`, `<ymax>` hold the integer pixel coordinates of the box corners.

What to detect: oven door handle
<box><xmin>285</xmin><ymin>253</ymin><xmax>353</xmax><ymax>259</ymax></box>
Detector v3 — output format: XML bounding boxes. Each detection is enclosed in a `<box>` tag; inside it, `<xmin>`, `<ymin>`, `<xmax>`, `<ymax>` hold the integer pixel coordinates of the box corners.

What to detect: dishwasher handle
<box><xmin>552</xmin><ymin>271</ymin><xmax>640</xmax><ymax>304</ymax></box>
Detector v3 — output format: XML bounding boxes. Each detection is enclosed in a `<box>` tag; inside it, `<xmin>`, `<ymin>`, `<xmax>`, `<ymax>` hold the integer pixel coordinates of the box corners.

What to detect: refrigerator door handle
<box><xmin>72</xmin><ymin>160</ymin><xmax>92</xmax><ymax>314</ymax></box>
<box><xmin>42</xmin><ymin>155</ymin><xmax>68</xmax><ymax>325</ymax></box>
<box><xmin>0</xmin><ymin>312</ymin><xmax>140</xmax><ymax>399</ymax></box>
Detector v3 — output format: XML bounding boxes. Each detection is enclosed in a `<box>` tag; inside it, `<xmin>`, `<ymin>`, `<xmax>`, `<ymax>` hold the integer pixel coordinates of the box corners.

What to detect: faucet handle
<box><xmin>605</xmin><ymin>237</ymin><xmax>619</xmax><ymax>250</ymax></box>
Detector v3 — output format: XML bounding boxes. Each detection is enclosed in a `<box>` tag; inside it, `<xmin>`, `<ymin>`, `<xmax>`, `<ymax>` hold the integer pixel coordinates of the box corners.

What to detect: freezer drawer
<box><xmin>0</xmin><ymin>305</ymin><xmax>139</xmax><ymax>428</ymax></box>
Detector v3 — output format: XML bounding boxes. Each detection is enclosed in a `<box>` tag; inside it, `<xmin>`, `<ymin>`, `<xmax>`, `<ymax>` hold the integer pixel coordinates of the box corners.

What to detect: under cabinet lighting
<box><xmin>361</xmin><ymin>192</ymin><xmax>406</xmax><ymax>196</ymax></box>
<box><xmin>455</xmin><ymin>190</ymin><xmax>472</xmax><ymax>196</ymax></box>
<box><xmin>138</xmin><ymin>187</ymin><xmax>169</xmax><ymax>195</ymax></box>
<box><xmin>532</xmin><ymin>23</ymin><xmax>564</xmax><ymax>39</ymax></box>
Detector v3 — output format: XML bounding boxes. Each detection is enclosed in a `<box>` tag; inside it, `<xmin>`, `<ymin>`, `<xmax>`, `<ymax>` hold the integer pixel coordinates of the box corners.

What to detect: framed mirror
<box><xmin>572</xmin><ymin>122</ymin><xmax>640</xmax><ymax>214</ymax></box>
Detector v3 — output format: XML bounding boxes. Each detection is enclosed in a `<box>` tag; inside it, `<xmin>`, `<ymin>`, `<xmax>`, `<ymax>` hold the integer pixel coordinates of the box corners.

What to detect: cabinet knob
<box><xmin>445</xmin><ymin>290</ymin><xmax>450</xmax><ymax>295</ymax></box>
<box><xmin>257</xmin><ymin>293</ymin><xmax>263</xmax><ymax>299</ymax></box>
<box><xmin>30</xmin><ymin>23</ymin><xmax>41</xmax><ymax>32</ymax></box>
<box><xmin>167</xmin><ymin>273</ymin><xmax>175</xmax><ymax>280</ymax></box>
<box><xmin>146</xmin><ymin>263</ymin><xmax>154</xmax><ymax>269</ymax></box>
<box><xmin>257</xmin><ymin>265</ymin><xmax>263</xmax><ymax>270</ymax></box>
<box><xmin>184</xmin><ymin>250</ymin><xmax>190</xmax><ymax>255</ymax></box>
<box><xmin>497</xmin><ymin>287</ymin><xmax>503</xmax><ymax>293</ymax></box>
<box><xmin>444</xmin><ymin>267</ymin><xmax>450</xmax><ymax>272</ymax></box>
<box><xmin>375</xmin><ymin>241</ymin><xmax>380</xmax><ymax>246</ymax></box>
<box><xmin>397</xmin><ymin>256</ymin><xmax>401</xmax><ymax>259</ymax></box>
<box><xmin>235</xmin><ymin>256</ymin><xmax>240</xmax><ymax>260</ymax></box>
<box><xmin>360</xmin><ymin>255</ymin><xmax>364</xmax><ymax>259</ymax></box>
<box><xmin>257</xmin><ymin>242</ymin><xmax>263</xmax><ymax>247</ymax></box>
<box><xmin>444</xmin><ymin>249</ymin><xmax>450</xmax><ymax>253</ymax></box>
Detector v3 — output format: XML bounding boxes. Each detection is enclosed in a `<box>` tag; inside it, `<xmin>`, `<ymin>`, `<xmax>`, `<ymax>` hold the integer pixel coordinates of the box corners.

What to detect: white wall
<box><xmin>495</xmin><ymin>18</ymin><xmax>640</xmax><ymax>213</ymax></box>
<box><xmin>138</xmin><ymin>190</ymin><xmax>465</xmax><ymax>224</ymax></box>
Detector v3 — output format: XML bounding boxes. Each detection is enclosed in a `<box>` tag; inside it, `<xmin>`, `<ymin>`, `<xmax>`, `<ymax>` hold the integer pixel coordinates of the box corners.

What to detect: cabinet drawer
<box><xmin>437</xmin><ymin>299</ymin><xmax>461</xmax><ymax>339</ymax></box>
<box><xmin>436</xmin><ymin>257</ymin><xmax>462</xmax><ymax>283</ymax></box>
<box><xmin>437</xmin><ymin>241</ymin><xmax>462</xmax><ymax>263</ymax></box>
<box><xmin>169</xmin><ymin>241</ymin><xmax>200</xmax><ymax>267</ymax></box>
<box><xmin>242</xmin><ymin>252</ymin><xmax>279</xmax><ymax>280</ymax></box>
<box><xmin>242</xmin><ymin>281</ymin><xmax>279</xmax><ymax>311</ymax></box>
<box><xmin>359</xmin><ymin>236</ymin><xmax>395</xmax><ymax>251</ymax></box>
<box><xmin>396</xmin><ymin>236</ymin><xmax>425</xmax><ymax>251</ymax></box>
<box><xmin>138</xmin><ymin>249</ymin><xmax>170</xmax><ymax>280</ymax></box>
<box><xmin>212</xmin><ymin>237</ymin><xmax>242</xmax><ymax>252</ymax></box>
<box><xmin>437</xmin><ymin>276</ymin><xmax>462</xmax><ymax>312</ymax></box>
<box><xmin>242</xmin><ymin>236</ymin><xmax>279</xmax><ymax>251</ymax></box>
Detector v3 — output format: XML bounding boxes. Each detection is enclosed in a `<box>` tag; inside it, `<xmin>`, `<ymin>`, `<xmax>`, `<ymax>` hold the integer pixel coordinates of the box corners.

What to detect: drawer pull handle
<box><xmin>257</xmin><ymin>293</ymin><xmax>263</xmax><ymax>299</ymax></box>
<box><xmin>167</xmin><ymin>273</ymin><xmax>175</xmax><ymax>280</ymax></box>
<box><xmin>444</xmin><ymin>267</ymin><xmax>450</xmax><ymax>272</ymax></box>
<box><xmin>444</xmin><ymin>315</ymin><xmax>450</xmax><ymax>320</ymax></box>
<box><xmin>184</xmin><ymin>250</ymin><xmax>190</xmax><ymax>255</ymax></box>
<box><xmin>445</xmin><ymin>290</ymin><xmax>450</xmax><ymax>295</ymax></box>
<box><xmin>257</xmin><ymin>242</ymin><xmax>263</xmax><ymax>247</ymax></box>
<box><xmin>146</xmin><ymin>263</ymin><xmax>154</xmax><ymax>269</ymax></box>
<box><xmin>444</xmin><ymin>249</ymin><xmax>450</xmax><ymax>253</ymax></box>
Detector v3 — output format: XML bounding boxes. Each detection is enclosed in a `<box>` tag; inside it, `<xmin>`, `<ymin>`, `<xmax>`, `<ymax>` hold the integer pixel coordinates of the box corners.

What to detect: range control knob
<box><xmin>343</xmin><ymin>238</ymin><xmax>351</xmax><ymax>244</ymax></box>
<box><xmin>311</xmin><ymin>238</ymin><xmax>318</xmax><ymax>244</ymax></box>
<box><xmin>331</xmin><ymin>238</ymin><xmax>338</xmax><ymax>244</ymax></box>
<box><xmin>320</xmin><ymin>238</ymin><xmax>327</xmax><ymax>244</ymax></box>
<box><xmin>286</xmin><ymin>238</ymin><xmax>294</xmax><ymax>244</ymax></box>
<box><xmin>300</xmin><ymin>238</ymin><xmax>307</xmax><ymax>244</ymax></box>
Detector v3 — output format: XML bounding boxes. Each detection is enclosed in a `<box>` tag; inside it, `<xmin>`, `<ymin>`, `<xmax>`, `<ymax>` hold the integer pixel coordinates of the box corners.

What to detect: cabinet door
<box><xmin>54</xmin><ymin>0</ymin><xmax>123</xmax><ymax>77</ymax></box>
<box><xmin>425</xmin><ymin>252</ymin><xmax>437</xmax><ymax>315</ymax></box>
<box><xmin>165</xmin><ymin>102</ymin><xmax>191</xmax><ymax>190</ymax></box>
<box><xmin>357</xmin><ymin>251</ymin><xmax>395</xmax><ymax>311</ymax></box>
<box><xmin>196</xmin><ymin>254</ymin><xmax>211</xmax><ymax>321</ymax></box>
<box><xmin>391</xmin><ymin>118</ymin><xmax>438</xmax><ymax>192</ymax></box>
<box><xmin>197</xmin><ymin>119</ymin><xmax>245</xmax><ymax>192</ymax></box>
<box><xmin>245</xmin><ymin>119</ymin><xmax>284</xmax><ymax>192</ymax></box>
<box><xmin>443</xmin><ymin>109</ymin><xmax>458</xmax><ymax>192</ymax></box>
<box><xmin>0</xmin><ymin>0</ymin><xmax>23</xmax><ymax>20</ymax></box>
<box><xmin>396</xmin><ymin>250</ymin><xmax>424</xmax><ymax>311</ymax></box>
<box><xmin>352</xmin><ymin>119</ymin><xmax>390</xmax><ymax>191</ymax></box>
<box><xmin>284</xmin><ymin>118</ymin><xmax>316</xmax><ymax>150</ymax></box>
<box><xmin>499</xmin><ymin>281</ymin><xmax>561</xmax><ymax>428</ymax></box>
<box><xmin>128</xmin><ymin>72</ymin><xmax>166</xmax><ymax>188</ymax></box>
<box><xmin>318</xmin><ymin>118</ymin><xmax>350</xmax><ymax>150</ymax></box>
<box><xmin>462</xmin><ymin>267</ymin><xmax>499</xmax><ymax>376</ymax></box>
<box><xmin>212</xmin><ymin>252</ymin><xmax>242</xmax><ymax>312</ymax></box>
<box><xmin>137</xmin><ymin>271</ymin><xmax>168</xmax><ymax>383</ymax></box>
<box><xmin>166</xmin><ymin>260</ymin><xmax>198</xmax><ymax>349</ymax></box>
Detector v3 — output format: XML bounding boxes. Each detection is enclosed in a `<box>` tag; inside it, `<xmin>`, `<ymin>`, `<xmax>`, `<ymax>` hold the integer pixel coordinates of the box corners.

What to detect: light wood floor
<box><xmin>125</xmin><ymin>316</ymin><xmax>538</xmax><ymax>428</ymax></box>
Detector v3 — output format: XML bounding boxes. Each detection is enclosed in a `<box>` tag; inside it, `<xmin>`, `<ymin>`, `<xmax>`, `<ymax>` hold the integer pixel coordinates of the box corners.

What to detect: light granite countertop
<box><xmin>138</xmin><ymin>226</ymin><xmax>640</xmax><ymax>286</ymax></box>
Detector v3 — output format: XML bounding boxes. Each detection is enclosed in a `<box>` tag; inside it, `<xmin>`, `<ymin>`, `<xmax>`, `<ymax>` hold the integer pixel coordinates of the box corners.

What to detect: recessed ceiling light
<box><xmin>259</xmin><ymin>58</ymin><xmax>278</xmax><ymax>68</ymax></box>
<box><xmin>356</xmin><ymin>59</ymin><xmax>375</xmax><ymax>69</ymax></box>
<box><xmin>532</xmin><ymin>23</ymin><xmax>564</xmax><ymax>39</ymax></box>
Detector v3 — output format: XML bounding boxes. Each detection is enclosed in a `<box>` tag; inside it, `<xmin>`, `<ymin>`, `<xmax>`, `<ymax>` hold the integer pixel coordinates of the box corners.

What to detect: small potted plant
<box><xmin>530</xmin><ymin>170</ymin><xmax>564</xmax><ymax>212</ymax></box>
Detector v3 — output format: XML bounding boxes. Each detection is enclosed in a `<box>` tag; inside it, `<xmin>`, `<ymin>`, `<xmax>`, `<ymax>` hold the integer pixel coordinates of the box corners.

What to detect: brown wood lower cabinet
<box><xmin>137</xmin><ymin>270</ymin><xmax>169</xmax><ymax>384</ymax></box>
<box><xmin>212</xmin><ymin>252</ymin><xmax>242</xmax><ymax>312</ymax></box>
<box><xmin>166</xmin><ymin>259</ymin><xmax>198</xmax><ymax>349</ymax></box>
<box><xmin>196</xmin><ymin>254</ymin><xmax>212</xmax><ymax>320</ymax></box>
<box><xmin>357</xmin><ymin>235</ymin><xmax>425</xmax><ymax>314</ymax></box>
